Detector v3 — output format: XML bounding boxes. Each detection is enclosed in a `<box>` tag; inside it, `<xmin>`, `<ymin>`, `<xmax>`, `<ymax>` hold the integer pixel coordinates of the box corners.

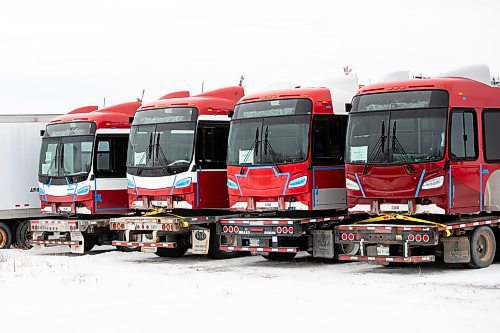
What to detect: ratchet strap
<box><xmin>354</xmin><ymin>213</ymin><xmax>452</xmax><ymax>237</ymax></box>
<box><xmin>142</xmin><ymin>209</ymin><xmax>190</xmax><ymax>228</ymax></box>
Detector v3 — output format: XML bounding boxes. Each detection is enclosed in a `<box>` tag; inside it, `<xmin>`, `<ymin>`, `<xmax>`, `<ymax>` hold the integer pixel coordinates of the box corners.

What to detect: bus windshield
<box><xmin>39</xmin><ymin>122</ymin><xmax>95</xmax><ymax>180</ymax></box>
<box><xmin>346</xmin><ymin>90</ymin><xmax>449</xmax><ymax>165</ymax></box>
<box><xmin>127</xmin><ymin>122</ymin><xmax>196</xmax><ymax>176</ymax></box>
<box><xmin>227</xmin><ymin>99</ymin><xmax>312</xmax><ymax>166</ymax></box>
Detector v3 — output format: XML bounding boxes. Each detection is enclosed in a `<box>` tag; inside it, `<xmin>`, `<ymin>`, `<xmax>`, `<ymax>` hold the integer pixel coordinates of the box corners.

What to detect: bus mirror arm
<box><xmin>443</xmin><ymin>159</ymin><xmax>450</xmax><ymax>171</ymax></box>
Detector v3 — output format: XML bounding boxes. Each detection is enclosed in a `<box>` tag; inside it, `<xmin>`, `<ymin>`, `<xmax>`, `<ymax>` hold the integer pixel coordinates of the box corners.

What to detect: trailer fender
<box><xmin>70</xmin><ymin>231</ymin><xmax>84</xmax><ymax>254</ymax></box>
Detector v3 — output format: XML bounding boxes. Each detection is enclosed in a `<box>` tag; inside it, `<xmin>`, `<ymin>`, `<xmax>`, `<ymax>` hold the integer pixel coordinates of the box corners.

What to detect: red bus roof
<box><xmin>140</xmin><ymin>86</ymin><xmax>244</xmax><ymax>116</ymax></box>
<box><xmin>357</xmin><ymin>77</ymin><xmax>500</xmax><ymax>107</ymax></box>
<box><xmin>49</xmin><ymin>101</ymin><xmax>142</xmax><ymax>130</ymax></box>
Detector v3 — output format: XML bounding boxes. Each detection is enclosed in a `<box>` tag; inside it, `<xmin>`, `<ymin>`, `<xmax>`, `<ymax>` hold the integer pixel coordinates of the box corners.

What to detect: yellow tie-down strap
<box><xmin>142</xmin><ymin>209</ymin><xmax>190</xmax><ymax>228</ymax></box>
<box><xmin>354</xmin><ymin>213</ymin><xmax>452</xmax><ymax>237</ymax></box>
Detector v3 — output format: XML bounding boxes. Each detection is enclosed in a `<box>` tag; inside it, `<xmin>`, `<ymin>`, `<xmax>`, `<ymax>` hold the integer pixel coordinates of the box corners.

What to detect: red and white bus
<box><xmin>338</xmin><ymin>65</ymin><xmax>500</xmax><ymax>267</ymax></box>
<box><xmin>30</xmin><ymin>101</ymin><xmax>141</xmax><ymax>253</ymax></box>
<box><xmin>109</xmin><ymin>86</ymin><xmax>245</xmax><ymax>258</ymax></box>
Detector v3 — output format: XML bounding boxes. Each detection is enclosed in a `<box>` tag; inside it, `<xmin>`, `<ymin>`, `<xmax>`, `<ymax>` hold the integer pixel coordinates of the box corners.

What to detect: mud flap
<box><xmin>442</xmin><ymin>237</ymin><xmax>470</xmax><ymax>263</ymax></box>
<box><xmin>191</xmin><ymin>228</ymin><xmax>210</xmax><ymax>255</ymax></box>
<box><xmin>70</xmin><ymin>231</ymin><xmax>84</xmax><ymax>254</ymax></box>
<box><xmin>311</xmin><ymin>230</ymin><xmax>334</xmax><ymax>259</ymax></box>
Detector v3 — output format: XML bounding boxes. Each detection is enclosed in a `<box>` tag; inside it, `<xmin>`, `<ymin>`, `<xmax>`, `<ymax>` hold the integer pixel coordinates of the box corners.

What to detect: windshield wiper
<box><xmin>264</xmin><ymin>126</ymin><xmax>283</xmax><ymax>174</ymax></box>
<box><xmin>154</xmin><ymin>133</ymin><xmax>174</xmax><ymax>174</ymax></box>
<box><xmin>240</xmin><ymin>127</ymin><xmax>259</xmax><ymax>175</ymax></box>
<box><xmin>136</xmin><ymin>132</ymin><xmax>154</xmax><ymax>176</ymax></box>
<box><xmin>363</xmin><ymin>120</ymin><xmax>387</xmax><ymax>174</ymax></box>
<box><xmin>391</xmin><ymin>121</ymin><xmax>415</xmax><ymax>174</ymax></box>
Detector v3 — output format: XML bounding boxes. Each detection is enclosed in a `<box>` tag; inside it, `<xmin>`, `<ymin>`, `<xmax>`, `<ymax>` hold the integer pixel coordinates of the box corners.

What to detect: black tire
<box><xmin>0</xmin><ymin>222</ymin><xmax>12</xmax><ymax>249</ymax></box>
<box><xmin>262</xmin><ymin>252</ymin><xmax>297</xmax><ymax>261</ymax></box>
<box><xmin>83</xmin><ymin>237</ymin><xmax>96</xmax><ymax>253</ymax></box>
<box><xmin>155</xmin><ymin>237</ymin><xmax>189</xmax><ymax>258</ymax></box>
<box><xmin>156</xmin><ymin>245</ymin><xmax>189</xmax><ymax>258</ymax></box>
<box><xmin>207</xmin><ymin>225</ymin><xmax>238</xmax><ymax>260</ymax></box>
<box><xmin>468</xmin><ymin>226</ymin><xmax>496</xmax><ymax>269</ymax></box>
<box><xmin>15</xmin><ymin>220</ymin><xmax>33</xmax><ymax>250</ymax></box>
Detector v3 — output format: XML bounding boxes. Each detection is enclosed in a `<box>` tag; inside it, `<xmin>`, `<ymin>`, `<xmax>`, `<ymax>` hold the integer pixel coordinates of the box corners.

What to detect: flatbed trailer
<box><xmin>218</xmin><ymin>213</ymin><xmax>359</xmax><ymax>260</ymax></box>
<box><xmin>110</xmin><ymin>212</ymin><xmax>237</xmax><ymax>258</ymax></box>
<box><xmin>30</xmin><ymin>218</ymin><xmax>113</xmax><ymax>254</ymax></box>
<box><xmin>335</xmin><ymin>214</ymin><xmax>500</xmax><ymax>268</ymax></box>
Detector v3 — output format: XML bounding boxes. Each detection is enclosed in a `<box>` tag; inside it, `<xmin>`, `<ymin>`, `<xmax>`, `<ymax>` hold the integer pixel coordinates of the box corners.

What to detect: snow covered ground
<box><xmin>1</xmin><ymin>246</ymin><xmax>499</xmax><ymax>333</ymax></box>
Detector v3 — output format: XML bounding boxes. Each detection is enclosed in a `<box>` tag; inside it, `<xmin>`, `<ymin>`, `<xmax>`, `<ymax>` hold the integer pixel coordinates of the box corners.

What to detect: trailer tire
<box><xmin>0</xmin><ymin>222</ymin><xmax>12</xmax><ymax>249</ymax></box>
<box><xmin>84</xmin><ymin>237</ymin><xmax>96</xmax><ymax>253</ymax></box>
<box><xmin>156</xmin><ymin>245</ymin><xmax>189</xmax><ymax>258</ymax></box>
<box><xmin>262</xmin><ymin>252</ymin><xmax>297</xmax><ymax>261</ymax></box>
<box><xmin>15</xmin><ymin>220</ymin><xmax>33</xmax><ymax>250</ymax></box>
<box><xmin>468</xmin><ymin>226</ymin><xmax>496</xmax><ymax>269</ymax></box>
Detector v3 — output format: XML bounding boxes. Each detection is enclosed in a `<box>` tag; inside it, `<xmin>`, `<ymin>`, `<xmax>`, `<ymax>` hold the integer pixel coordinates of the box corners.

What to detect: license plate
<box><xmin>249</xmin><ymin>238</ymin><xmax>262</xmax><ymax>247</ymax></box>
<box><xmin>376</xmin><ymin>245</ymin><xmax>390</xmax><ymax>256</ymax></box>
<box><xmin>141</xmin><ymin>246</ymin><xmax>157</xmax><ymax>253</ymax></box>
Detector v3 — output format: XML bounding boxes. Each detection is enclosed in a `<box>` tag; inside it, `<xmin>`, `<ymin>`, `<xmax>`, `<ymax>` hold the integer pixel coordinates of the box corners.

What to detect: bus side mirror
<box><xmin>40</xmin><ymin>130</ymin><xmax>45</xmax><ymax>137</ymax></box>
<box><xmin>129</xmin><ymin>117</ymin><xmax>134</xmax><ymax>124</ymax></box>
<box><xmin>345</xmin><ymin>103</ymin><xmax>352</xmax><ymax>113</ymax></box>
<box><xmin>228</xmin><ymin>110</ymin><xmax>234</xmax><ymax>118</ymax></box>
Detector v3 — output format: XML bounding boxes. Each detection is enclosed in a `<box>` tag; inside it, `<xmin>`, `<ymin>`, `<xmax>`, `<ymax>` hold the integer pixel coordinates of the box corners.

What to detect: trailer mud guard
<box><xmin>311</xmin><ymin>230</ymin><xmax>334</xmax><ymax>259</ymax></box>
<box><xmin>442</xmin><ymin>237</ymin><xmax>470</xmax><ymax>263</ymax></box>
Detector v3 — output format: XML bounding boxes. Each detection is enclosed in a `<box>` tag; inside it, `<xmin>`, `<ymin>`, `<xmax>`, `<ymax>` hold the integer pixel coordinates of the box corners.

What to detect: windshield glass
<box><xmin>346</xmin><ymin>108</ymin><xmax>448</xmax><ymax>164</ymax></box>
<box><xmin>127</xmin><ymin>122</ymin><xmax>196</xmax><ymax>175</ymax></box>
<box><xmin>39</xmin><ymin>135</ymin><xmax>94</xmax><ymax>177</ymax></box>
<box><xmin>227</xmin><ymin>113</ymin><xmax>311</xmax><ymax>166</ymax></box>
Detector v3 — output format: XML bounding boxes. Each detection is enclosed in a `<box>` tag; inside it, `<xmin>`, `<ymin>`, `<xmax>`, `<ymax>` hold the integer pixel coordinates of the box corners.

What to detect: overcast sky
<box><xmin>1</xmin><ymin>0</ymin><xmax>499</xmax><ymax>114</ymax></box>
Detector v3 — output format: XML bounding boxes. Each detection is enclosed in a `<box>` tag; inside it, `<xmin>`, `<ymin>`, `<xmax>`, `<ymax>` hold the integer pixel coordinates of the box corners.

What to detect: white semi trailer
<box><xmin>0</xmin><ymin>114</ymin><xmax>60</xmax><ymax>249</ymax></box>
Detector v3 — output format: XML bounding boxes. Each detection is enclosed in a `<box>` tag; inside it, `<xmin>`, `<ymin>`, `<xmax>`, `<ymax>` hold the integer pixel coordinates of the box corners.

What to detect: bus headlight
<box><xmin>76</xmin><ymin>185</ymin><xmax>91</xmax><ymax>196</ymax></box>
<box><xmin>174</xmin><ymin>178</ymin><xmax>192</xmax><ymax>189</ymax></box>
<box><xmin>421</xmin><ymin>176</ymin><xmax>444</xmax><ymax>190</ymax></box>
<box><xmin>288</xmin><ymin>176</ymin><xmax>307</xmax><ymax>188</ymax></box>
<box><xmin>227</xmin><ymin>179</ymin><xmax>238</xmax><ymax>189</ymax></box>
<box><xmin>346</xmin><ymin>178</ymin><xmax>360</xmax><ymax>191</ymax></box>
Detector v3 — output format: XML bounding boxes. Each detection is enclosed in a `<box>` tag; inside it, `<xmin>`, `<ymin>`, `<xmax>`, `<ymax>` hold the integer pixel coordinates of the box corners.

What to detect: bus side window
<box><xmin>312</xmin><ymin>115</ymin><xmax>347</xmax><ymax>165</ymax></box>
<box><xmin>450</xmin><ymin>109</ymin><xmax>477</xmax><ymax>161</ymax></box>
<box><xmin>94</xmin><ymin>135</ymin><xmax>128</xmax><ymax>178</ymax></box>
<box><xmin>195</xmin><ymin>122</ymin><xmax>229</xmax><ymax>169</ymax></box>
<box><xmin>483</xmin><ymin>109</ymin><xmax>500</xmax><ymax>162</ymax></box>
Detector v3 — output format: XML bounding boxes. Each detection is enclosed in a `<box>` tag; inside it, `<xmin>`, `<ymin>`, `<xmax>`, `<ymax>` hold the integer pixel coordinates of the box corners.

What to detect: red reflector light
<box><xmin>223</xmin><ymin>226</ymin><xmax>228</xmax><ymax>233</ymax></box>
<box><xmin>234</xmin><ymin>226</ymin><xmax>240</xmax><ymax>233</ymax></box>
<box><xmin>348</xmin><ymin>233</ymin><xmax>355</xmax><ymax>241</ymax></box>
<box><xmin>228</xmin><ymin>226</ymin><xmax>234</xmax><ymax>233</ymax></box>
<box><xmin>415</xmin><ymin>234</ymin><xmax>422</xmax><ymax>242</ymax></box>
<box><xmin>283</xmin><ymin>227</ymin><xmax>288</xmax><ymax>234</ymax></box>
<box><xmin>288</xmin><ymin>227</ymin><xmax>294</xmax><ymax>234</ymax></box>
<box><xmin>121</xmin><ymin>224</ymin><xmax>125</xmax><ymax>229</ymax></box>
<box><xmin>408</xmin><ymin>234</ymin><xmax>415</xmax><ymax>242</ymax></box>
<box><xmin>423</xmin><ymin>234</ymin><xmax>430</xmax><ymax>242</ymax></box>
<box><xmin>341</xmin><ymin>233</ymin><xmax>348</xmax><ymax>241</ymax></box>
<box><xmin>277</xmin><ymin>227</ymin><xmax>282</xmax><ymax>234</ymax></box>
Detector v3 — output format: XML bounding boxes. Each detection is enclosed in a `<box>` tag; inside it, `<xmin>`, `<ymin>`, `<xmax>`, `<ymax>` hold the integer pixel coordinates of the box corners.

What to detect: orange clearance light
<box><xmin>207</xmin><ymin>108</ymin><xmax>214</xmax><ymax>112</ymax></box>
<box><xmin>458</xmin><ymin>92</ymin><xmax>463</xmax><ymax>96</ymax></box>
<box><xmin>105</xmin><ymin>122</ymin><xmax>112</xmax><ymax>126</ymax></box>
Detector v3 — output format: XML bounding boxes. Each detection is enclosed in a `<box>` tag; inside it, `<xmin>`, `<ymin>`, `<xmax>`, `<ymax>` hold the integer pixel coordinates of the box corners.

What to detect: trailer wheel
<box><xmin>0</xmin><ymin>222</ymin><xmax>12</xmax><ymax>249</ymax></box>
<box><xmin>468</xmin><ymin>226</ymin><xmax>496</xmax><ymax>269</ymax></box>
<box><xmin>155</xmin><ymin>237</ymin><xmax>189</xmax><ymax>258</ymax></box>
<box><xmin>83</xmin><ymin>237</ymin><xmax>96</xmax><ymax>253</ymax></box>
<box><xmin>338</xmin><ymin>243</ymin><xmax>360</xmax><ymax>256</ymax></box>
<box><xmin>262</xmin><ymin>252</ymin><xmax>297</xmax><ymax>261</ymax></box>
<box><xmin>156</xmin><ymin>245</ymin><xmax>189</xmax><ymax>258</ymax></box>
<box><xmin>15</xmin><ymin>220</ymin><xmax>33</xmax><ymax>250</ymax></box>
